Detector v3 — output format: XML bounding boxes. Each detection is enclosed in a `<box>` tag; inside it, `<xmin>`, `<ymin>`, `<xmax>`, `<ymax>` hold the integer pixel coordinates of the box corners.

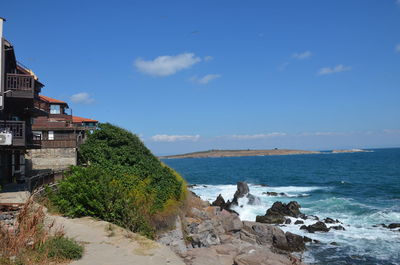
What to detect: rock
<box><xmin>234</xmin><ymin>182</ymin><xmax>250</xmax><ymax>199</ymax></box>
<box><xmin>186</xmin><ymin>247</ymin><xmax>235</xmax><ymax>265</ymax></box>
<box><xmin>301</xmin><ymin>221</ymin><xmax>330</xmax><ymax>233</ymax></box>
<box><xmin>299</xmin><ymin>225</ymin><xmax>308</xmax><ymax>230</ymax></box>
<box><xmin>285</xmin><ymin>232</ymin><xmax>306</xmax><ymax>252</ymax></box>
<box><xmin>262</xmin><ymin>192</ymin><xmax>287</xmax><ymax>197</ymax></box>
<box><xmin>294</xmin><ymin>220</ymin><xmax>304</xmax><ymax>225</ymax></box>
<box><xmin>241</xmin><ymin>221</ymin><xmax>293</xmax><ymax>251</ymax></box>
<box><xmin>157</xmin><ymin>216</ymin><xmax>187</xmax><ymax>256</ymax></box>
<box><xmin>218</xmin><ymin>210</ymin><xmax>243</xmax><ymax>232</ymax></box>
<box><xmin>330</xmin><ymin>242</ymin><xmax>338</xmax><ymax>246</ymax></box>
<box><xmin>388</xmin><ymin>223</ymin><xmax>400</xmax><ymax>229</ymax></box>
<box><xmin>324</xmin><ymin>217</ymin><xmax>337</xmax><ymax>224</ymax></box>
<box><xmin>330</xmin><ymin>225</ymin><xmax>345</xmax><ymax>231</ymax></box>
<box><xmin>256</xmin><ymin>214</ymin><xmax>286</xmax><ymax>224</ymax></box>
<box><xmin>313</xmin><ymin>239</ymin><xmax>321</xmax><ymax>244</ymax></box>
<box><xmin>190</xmin><ymin>220</ymin><xmax>221</xmax><ymax>247</ymax></box>
<box><xmin>303</xmin><ymin>236</ymin><xmax>312</xmax><ymax>243</ymax></box>
<box><xmin>256</xmin><ymin>201</ymin><xmax>302</xmax><ymax>224</ymax></box>
<box><xmin>212</xmin><ymin>194</ymin><xmax>226</xmax><ymax>207</ymax></box>
<box><xmin>234</xmin><ymin>247</ymin><xmax>296</xmax><ymax>265</ymax></box>
<box><xmin>285</xmin><ymin>219</ymin><xmax>292</xmax><ymax>224</ymax></box>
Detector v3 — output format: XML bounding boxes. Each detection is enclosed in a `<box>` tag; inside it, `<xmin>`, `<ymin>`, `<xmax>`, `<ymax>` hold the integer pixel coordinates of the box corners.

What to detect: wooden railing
<box><xmin>5</xmin><ymin>74</ymin><xmax>35</xmax><ymax>98</ymax></box>
<box><xmin>0</xmin><ymin>120</ymin><xmax>26</xmax><ymax>146</ymax></box>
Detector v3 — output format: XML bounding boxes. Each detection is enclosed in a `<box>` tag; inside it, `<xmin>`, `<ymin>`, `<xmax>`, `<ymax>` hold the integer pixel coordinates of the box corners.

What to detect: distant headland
<box><xmin>160</xmin><ymin>149</ymin><xmax>321</xmax><ymax>159</ymax></box>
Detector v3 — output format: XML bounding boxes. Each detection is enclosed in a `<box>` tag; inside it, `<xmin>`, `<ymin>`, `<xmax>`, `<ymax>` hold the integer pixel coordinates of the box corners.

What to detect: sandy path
<box><xmin>47</xmin><ymin>215</ymin><xmax>185</xmax><ymax>265</ymax></box>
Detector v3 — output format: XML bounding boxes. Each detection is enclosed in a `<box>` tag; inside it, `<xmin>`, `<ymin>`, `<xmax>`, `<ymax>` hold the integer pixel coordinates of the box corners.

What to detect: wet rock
<box><xmin>303</xmin><ymin>236</ymin><xmax>312</xmax><ymax>243</ymax></box>
<box><xmin>313</xmin><ymin>239</ymin><xmax>321</xmax><ymax>244</ymax></box>
<box><xmin>285</xmin><ymin>219</ymin><xmax>292</xmax><ymax>224</ymax></box>
<box><xmin>256</xmin><ymin>214</ymin><xmax>286</xmax><ymax>224</ymax></box>
<box><xmin>388</xmin><ymin>223</ymin><xmax>400</xmax><ymax>229</ymax></box>
<box><xmin>285</xmin><ymin>231</ymin><xmax>306</xmax><ymax>252</ymax></box>
<box><xmin>294</xmin><ymin>220</ymin><xmax>304</xmax><ymax>225</ymax></box>
<box><xmin>301</xmin><ymin>221</ymin><xmax>330</xmax><ymax>233</ymax></box>
<box><xmin>234</xmin><ymin>182</ymin><xmax>250</xmax><ymax>198</ymax></box>
<box><xmin>330</xmin><ymin>242</ymin><xmax>338</xmax><ymax>246</ymax></box>
<box><xmin>324</xmin><ymin>217</ymin><xmax>336</xmax><ymax>224</ymax></box>
<box><xmin>256</xmin><ymin>201</ymin><xmax>302</xmax><ymax>224</ymax></box>
<box><xmin>330</xmin><ymin>225</ymin><xmax>345</xmax><ymax>231</ymax></box>
<box><xmin>262</xmin><ymin>192</ymin><xmax>287</xmax><ymax>197</ymax></box>
<box><xmin>212</xmin><ymin>194</ymin><xmax>226</xmax><ymax>207</ymax></box>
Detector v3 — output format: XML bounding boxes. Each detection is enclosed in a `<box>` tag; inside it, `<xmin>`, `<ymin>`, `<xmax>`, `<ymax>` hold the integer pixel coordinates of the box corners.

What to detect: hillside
<box><xmin>161</xmin><ymin>149</ymin><xmax>321</xmax><ymax>159</ymax></box>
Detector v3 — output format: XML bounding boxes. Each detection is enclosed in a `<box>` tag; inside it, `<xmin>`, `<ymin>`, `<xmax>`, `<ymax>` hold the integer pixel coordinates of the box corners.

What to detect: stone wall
<box><xmin>25</xmin><ymin>148</ymin><xmax>77</xmax><ymax>171</ymax></box>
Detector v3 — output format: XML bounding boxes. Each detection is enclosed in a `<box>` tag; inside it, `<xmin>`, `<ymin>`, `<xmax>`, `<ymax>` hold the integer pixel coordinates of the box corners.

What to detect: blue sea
<box><xmin>162</xmin><ymin>148</ymin><xmax>400</xmax><ymax>265</ymax></box>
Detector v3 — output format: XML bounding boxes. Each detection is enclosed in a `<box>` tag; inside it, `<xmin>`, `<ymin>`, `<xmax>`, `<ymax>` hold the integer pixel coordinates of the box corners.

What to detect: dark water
<box><xmin>163</xmin><ymin>148</ymin><xmax>400</xmax><ymax>265</ymax></box>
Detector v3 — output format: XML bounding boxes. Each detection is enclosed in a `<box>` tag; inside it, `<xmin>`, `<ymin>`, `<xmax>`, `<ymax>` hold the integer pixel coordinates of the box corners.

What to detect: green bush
<box><xmin>37</xmin><ymin>236</ymin><xmax>83</xmax><ymax>260</ymax></box>
<box><xmin>50</xmin><ymin>123</ymin><xmax>186</xmax><ymax>238</ymax></box>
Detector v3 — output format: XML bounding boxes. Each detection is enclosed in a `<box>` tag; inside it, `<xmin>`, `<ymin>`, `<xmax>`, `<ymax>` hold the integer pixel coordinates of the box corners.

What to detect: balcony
<box><xmin>5</xmin><ymin>74</ymin><xmax>35</xmax><ymax>98</ymax></box>
<box><xmin>0</xmin><ymin>121</ymin><xmax>26</xmax><ymax>146</ymax></box>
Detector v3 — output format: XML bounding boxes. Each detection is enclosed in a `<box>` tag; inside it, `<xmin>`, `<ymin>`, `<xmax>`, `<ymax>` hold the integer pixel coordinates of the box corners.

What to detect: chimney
<box><xmin>0</xmin><ymin>17</ymin><xmax>5</xmax><ymax>110</ymax></box>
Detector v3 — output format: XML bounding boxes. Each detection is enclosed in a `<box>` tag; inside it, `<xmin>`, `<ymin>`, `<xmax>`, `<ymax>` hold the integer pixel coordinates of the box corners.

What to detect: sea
<box><xmin>162</xmin><ymin>148</ymin><xmax>400</xmax><ymax>265</ymax></box>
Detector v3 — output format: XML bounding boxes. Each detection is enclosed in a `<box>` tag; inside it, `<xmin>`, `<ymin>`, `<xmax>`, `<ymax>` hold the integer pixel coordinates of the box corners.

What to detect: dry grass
<box><xmin>0</xmin><ymin>197</ymin><xmax>70</xmax><ymax>265</ymax></box>
<box><xmin>183</xmin><ymin>191</ymin><xmax>207</xmax><ymax>218</ymax></box>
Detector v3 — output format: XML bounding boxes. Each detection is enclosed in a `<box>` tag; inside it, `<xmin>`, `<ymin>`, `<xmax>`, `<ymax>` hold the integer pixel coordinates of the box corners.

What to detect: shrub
<box><xmin>50</xmin><ymin>123</ymin><xmax>187</xmax><ymax>238</ymax></box>
<box><xmin>37</xmin><ymin>236</ymin><xmax>83</xmax><ymax>260</ymax></box>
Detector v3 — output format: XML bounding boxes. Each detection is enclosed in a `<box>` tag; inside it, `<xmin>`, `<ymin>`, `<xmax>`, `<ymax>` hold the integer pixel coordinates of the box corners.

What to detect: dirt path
<box><xmin>47</xmin><ymin>215</ymin><xmax>185</xmax><ymax>265</ymax></box>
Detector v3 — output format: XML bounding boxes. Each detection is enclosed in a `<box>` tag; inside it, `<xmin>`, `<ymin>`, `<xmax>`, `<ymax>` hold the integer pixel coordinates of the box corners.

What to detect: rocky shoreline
<box><xmin>157</xmin><ymin>182</ymin><xmax>307</xmax><ymax>265</ymax></box>
<box><xmin>157</xmin><ymin>182</ymin><xmax>400</xmax><ymax>265</ymax></box>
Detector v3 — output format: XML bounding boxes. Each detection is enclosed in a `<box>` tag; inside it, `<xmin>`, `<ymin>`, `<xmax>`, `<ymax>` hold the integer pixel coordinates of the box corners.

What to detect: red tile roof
<box><xmin>72</xmin><ymin>116</ymin><xmax>98</xmax><ymax>123</ymax></box>
<box><xmin>39</xmin><ymin>95</ymin><xmax>68</xmax><ymax>104</ymax></box>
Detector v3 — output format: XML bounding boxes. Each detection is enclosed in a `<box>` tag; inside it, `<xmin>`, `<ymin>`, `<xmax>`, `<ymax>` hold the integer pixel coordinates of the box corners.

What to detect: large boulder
<box><xmin>285</xmin><ymin>232</ymin><xmax>306</xmax><ymax>252</ymax></box>
<box><xmin>300</xmin><ymin>221</ymin><xmax>329</xmax><ymax>233</ymax></box>
<box><xmin>241</xmin><ymin>221</ymin><xmax>288</xmax><ymax>250</ymax></box>
<box><xmin>256</xmin><ymin>201</ymin><xmax>302</xmax><ymax>224</ymax></box>
<box><xmin>234</xmin><ymin>182</ymin><xmax>250</xmax><ymax>198</ymax></box>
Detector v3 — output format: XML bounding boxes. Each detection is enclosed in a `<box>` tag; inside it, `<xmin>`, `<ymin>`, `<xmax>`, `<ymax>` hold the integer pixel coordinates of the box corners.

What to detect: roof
<box><xmin>39</xmin><ymin>95</ymin><xmax>68</xmax><ymax>105</ymax></box>
<box><xmin>72</xmin><ymin>116</ymin><xmax>98</xmax><ymax>123</ymax></box>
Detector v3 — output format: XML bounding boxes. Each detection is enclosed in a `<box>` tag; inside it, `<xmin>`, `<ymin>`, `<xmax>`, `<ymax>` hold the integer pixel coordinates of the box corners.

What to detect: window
<box><xmin>50</xmin><ymin>104</ymin><xmax>61</xmax><ymax>114</ymax></box>
<box><xmin>48</xmin><ymin>131</ymin><xmax>54</xmax><ymax>140</ymax></box>
<box><xmin>32</xmin><ymin>131</ymin><xmax>42</xmax><ymax>140</ymax></box>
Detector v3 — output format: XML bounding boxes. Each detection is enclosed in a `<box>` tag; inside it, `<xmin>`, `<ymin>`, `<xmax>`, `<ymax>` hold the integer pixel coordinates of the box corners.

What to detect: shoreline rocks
<box><xmin>256</xmin><ymin>201</ymin><xmax>303</xmax><ymax>224</ymax></box>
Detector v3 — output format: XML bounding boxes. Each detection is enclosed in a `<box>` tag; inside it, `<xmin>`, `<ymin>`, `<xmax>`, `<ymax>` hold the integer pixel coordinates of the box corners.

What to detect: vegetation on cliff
<box><xmin>48</xmin><ymin>123</ymin><xmax>187</xmax><ymax>238</ymax></box>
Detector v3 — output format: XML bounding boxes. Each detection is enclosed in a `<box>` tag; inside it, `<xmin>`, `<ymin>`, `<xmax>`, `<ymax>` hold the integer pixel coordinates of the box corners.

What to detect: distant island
<box><xmin>160</xmin><ymin>149</ymin><xmax>321</xmax><ymax>159</ymax></box>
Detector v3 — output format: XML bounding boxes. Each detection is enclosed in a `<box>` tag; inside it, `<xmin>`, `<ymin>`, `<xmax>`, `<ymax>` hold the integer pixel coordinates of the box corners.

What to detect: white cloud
<box><xmin>278</xmin><ymin>62</ymin><xmax>289</xmax><ymax>71</ymax></box>
<box><xmin>134</xmin><ymin>53</ymin><xmax>201</xmax><ymax>77</ymax></box>
<box><xmin>151</xmin><ymin>134</ymin><xmax>200</xmax><ymax>142</ymax></box>
<box><xmin>229</xmin><ymin>133</ymin><xmax>286</xmax><ymax>140</ymax></box>
<box><xmin>318</xmin><ymin>64</ymin><xmax>351</xmax><ymax>75</ymax></box>
<box><xmin>204</xmin><ymin>56</ymin><xmax>214</xmax><ymax>61</ymax></box>
<box><xmin>292</xmin><ymin>51</ymin><xmax>312</xmax><ymax>60</ymax></box>
<box><xmin>190</xmin><ymin>74</ymin><xmax>221</xmax><ymax>84</ymax></box>
<box><xmin>395</xmin><ymin>44</ymin><xmax>400</xmax><ymax>53</ymax></box>
<box><xmin>70</xmin><ymin>92</ymin><xmax>95</xmax><ymax>104</ymax></box>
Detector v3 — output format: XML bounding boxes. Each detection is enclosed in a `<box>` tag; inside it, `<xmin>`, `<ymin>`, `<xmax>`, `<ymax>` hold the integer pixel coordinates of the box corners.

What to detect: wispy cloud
<box><xmin>134</xmin><ymin>53</ymin><xmax>201</xmax><ymax>77</ymax></box>
<box><xmin>395</xmin><ymin>44</ymin><xmax>400</xmax><ymax>53</ymax></box>
<box><xmin>278</xmin><ymin>62</ymin><xmax>289</xmax><ymax>71</ymax></box>
<box><xmin>151</xmin><ymin>134</ymin><xmax>200</xmax><ymax>142</ymax></box>
<box><xmin>292</xmin><ymin>51</ymin><xmax>312</xmax><ymax>60</ymax></box>
<box><xmin>70</xmin><ymin>92</ymin><xmax>95</xmax><ymax>104</ymax></box>
<box><xmin>190</xmin><ymin>74</ymin><xmax>221</xmax><ymax>84</ymax></box>
<box><xmin>318</xmin><ymin>64</ymin><xmax>351</xmax><ymax>75</ymax></box>
<box><xmin>229</xmin><ymin>133</ymin><xmax>287</xmax><ymax>140</ymax></box>
<box><xmin>204</xmin><ymin>56</ymin><xmax>214</xmax><ymax>62</ymax></box>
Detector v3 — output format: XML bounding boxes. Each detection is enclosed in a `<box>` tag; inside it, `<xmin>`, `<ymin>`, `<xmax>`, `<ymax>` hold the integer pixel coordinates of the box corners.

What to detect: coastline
<box><xmin>161</xmin><ymin>149</ymin><xmax>321</xmax><ymax>159</ymax></box>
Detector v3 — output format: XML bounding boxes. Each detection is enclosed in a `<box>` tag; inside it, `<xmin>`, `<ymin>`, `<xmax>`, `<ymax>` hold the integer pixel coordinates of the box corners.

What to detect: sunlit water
<box><xmin>162</xmin><ymin>148</ymin><xmax>400</xmax><ymax>265</ymax></box>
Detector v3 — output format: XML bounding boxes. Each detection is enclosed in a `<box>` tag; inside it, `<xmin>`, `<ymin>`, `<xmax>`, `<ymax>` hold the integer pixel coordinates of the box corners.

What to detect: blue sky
<box><xmin>3</xmin><ymin>0</ymin><xmax>400</xmax><ymax>155</ymax></box>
